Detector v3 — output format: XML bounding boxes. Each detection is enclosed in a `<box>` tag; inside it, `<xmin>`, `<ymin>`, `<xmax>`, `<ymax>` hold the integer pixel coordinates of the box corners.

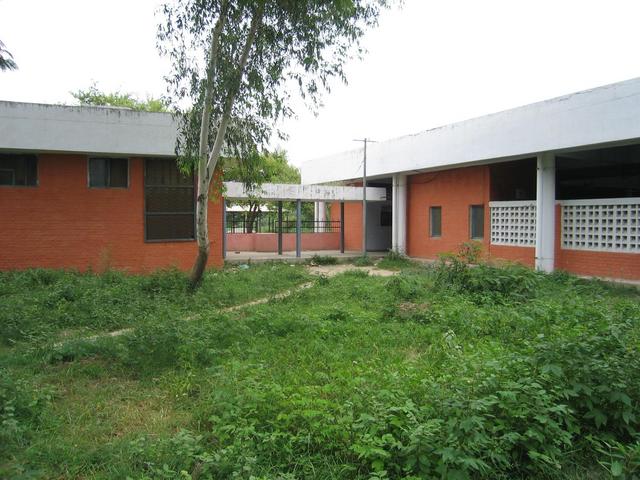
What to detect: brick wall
<box><xmin>226</xmin><ymin>232</ymin><xmax>340</xmax><ymax>252</ymax></box>
<box><xmin>330</xmin><ymin>201</ymin><xmax>362</xmax><ymax>251</ymax></box>
<box><xmin>0</xmin><ymin>154</ymin><xmax>223</xmax><ymax>273</ymax></box>
<box><xmin>407</xmin><ymin>166</ymin><xmax>491</xmax><ymax>258</ymax></box>
<box><xmin>554</xmin><ymin>205</ymin><xmax>640</xmax><ymax>280</ymax></box>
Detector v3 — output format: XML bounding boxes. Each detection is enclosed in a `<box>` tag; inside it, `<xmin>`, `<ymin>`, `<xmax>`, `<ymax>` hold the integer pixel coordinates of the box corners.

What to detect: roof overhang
<box><xmin>0</xmin><ymin>101</ymin><xmax>178</xmax><ymax>157</ymax></box>
<box><xmin>300</xmin><ymin>77</ymin><xmax>640</xmax><ymax>184</ymax></box>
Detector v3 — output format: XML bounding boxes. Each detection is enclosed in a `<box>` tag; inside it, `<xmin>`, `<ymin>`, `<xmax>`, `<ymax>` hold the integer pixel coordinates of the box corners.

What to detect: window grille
<box><xmin>561</xmin><ymin>199</ymin><xmax>640</xmax><ymax>252</ymax></box>
<box><xmin>489</xmin><ymin>201</ymin><xmax>536</xmax><ymax>246</ymax></box>
<box><xmin>144</xmin><ymin>158</ymin><xmax>195</xmax><ymax>241</ymax></box>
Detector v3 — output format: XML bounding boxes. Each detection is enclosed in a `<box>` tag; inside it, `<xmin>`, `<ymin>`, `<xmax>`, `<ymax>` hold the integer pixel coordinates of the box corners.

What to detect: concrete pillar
<box><xmin>296</xmin><ymin>199</ymin><xmax>302</xmax><ymax>258</ymax></box>
<box><xmin>392</xmin><ymin>174</ymin><xmax>407</xmax><ymax>254</ymax></box>
<box><xmin>340</xmin><ymin>202</ymin><xmax>345</xmax><ymax>253</ymax></box>
<box><xmin>222</xmin><ymin>199</ymin><xmax>227</xmax><ymax>259</ymax></box>
<box><xmin>313</xmin><ymin>201</ymin><xmax>326</xmax><ymax>232</ymax></box>
<box><xmin>277</xmin><ymin>201</ymin><xmax>283</xmax><ymax>256</ymax></box>
<box><xmin>535</xmin><ymin>152</ymin><xmax>556</xmax><ymax>273</ymax></box>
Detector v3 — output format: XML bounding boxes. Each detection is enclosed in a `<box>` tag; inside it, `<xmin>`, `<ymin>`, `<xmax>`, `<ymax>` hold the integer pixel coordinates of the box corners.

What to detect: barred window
<box><xmin>430</xmin><ymin>206</ymin><xmax>442</xmax><ymax>237</ymax></box>
<box><xmin>144</xmin><ymin>158</ymin><xmax>195</xmax><ymax>241</ymax></box>
<box><xmin>0</xmin><ymin>154</ymin><xmax>37</xmax><ymax>186</ymax></box>
<box><xmin>89</xmin><ymin>157</ymin><xmax>128</xmax><ymax>188</ymax></box>
<box><xmin>470</xmin><ymin>205</ymin><xmax>485</xmax><ymax>240</ymax></box>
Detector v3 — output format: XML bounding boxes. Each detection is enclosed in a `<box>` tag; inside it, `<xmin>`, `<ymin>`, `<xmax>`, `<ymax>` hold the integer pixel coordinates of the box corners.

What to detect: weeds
<box><xmin>310</xmin><ymin>254</ymin><xmax>339</xmax><ymax>265</ymax></box>
<box><xmin>1</xmin><ymin>260</ymin><xmax>639</xmax><ymax>479</ymax></box>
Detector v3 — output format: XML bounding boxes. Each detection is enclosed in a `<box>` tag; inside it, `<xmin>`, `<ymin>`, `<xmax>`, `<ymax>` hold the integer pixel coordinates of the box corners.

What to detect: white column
<box><xmin>535</xmin><ymin>152</ymin><xmax>556</xmax><ymax>272</ymax></box>
<box><xmin>314</xmin><ymin>201</ymin><xmax>326</xmax><ymax>232</ymax></box>
<box><xmin>392</xmin><ymin>174</ymin><xmax>407</xmax><ymax>254</ymax></box>
<box><xmin>317</xmin><ymin>201</ymin><xmax>326</xmax><ymax>223</ymax></box>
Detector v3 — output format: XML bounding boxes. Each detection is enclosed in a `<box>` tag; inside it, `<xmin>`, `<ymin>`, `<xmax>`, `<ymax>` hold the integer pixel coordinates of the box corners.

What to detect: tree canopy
<box><xmin>157</xmin><ymin>0</ymin><xmax>394</xmax><ymax>285</ymax></box>
<box><xmin>70</xmin><ymin>84</ymin><xmax>168</xmax><ymax>112</ymax></box>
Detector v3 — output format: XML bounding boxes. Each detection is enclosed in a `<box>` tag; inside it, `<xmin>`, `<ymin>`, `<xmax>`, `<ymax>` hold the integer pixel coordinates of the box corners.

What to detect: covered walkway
<box><xmin>223</xmin><ymin>182</ymin><xmax>387</xmax><ymax>258</ymax></box>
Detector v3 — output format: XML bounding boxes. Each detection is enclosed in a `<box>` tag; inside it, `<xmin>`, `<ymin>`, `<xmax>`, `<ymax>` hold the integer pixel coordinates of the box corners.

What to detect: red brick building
<box><xmin>0</xmin><ymin>102</ymin><xmax>222</xmax><ymax>273</ymax></box>
<box><xmin>314</xmin><ymin>79</ymin><xmax>640</xmax><ymax>281</ymax></box>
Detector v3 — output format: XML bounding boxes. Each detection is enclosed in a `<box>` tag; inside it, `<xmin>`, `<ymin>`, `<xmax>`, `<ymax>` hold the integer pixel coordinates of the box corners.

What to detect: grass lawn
<box><xmin>1</xmin><ymin>258</ymin><xmax>639</xmax><ymax>479</ymax></box>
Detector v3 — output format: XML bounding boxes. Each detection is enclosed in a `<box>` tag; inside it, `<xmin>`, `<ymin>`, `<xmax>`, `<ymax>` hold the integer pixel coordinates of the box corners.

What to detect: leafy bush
<box><xmin>0</xmin><ymin>369</ymin><xmax>54</xmax><ymax>457</ymax></box>
<box><xmin>310</xmin><ymin>254</ymin><xmax>339</xmax><ymax>265</ymax></box>
<box><xmin>353</xmin><ymin>255</ymin><xmax>375</xmax><ymax>267</ymax></box>
<box><xmin>377</xmin><ymin>251</ymin><xmax>416</xmax><ymax>271</ymax></box>
<box><xmin>434</xmin><ymin>258</ymin><xmax>541</xmax><ymax>304</ymax></box>
<box><xmin>2</xmin><ymin>263</ymin><xmax>640</xmax><ymax>478</ymax></box>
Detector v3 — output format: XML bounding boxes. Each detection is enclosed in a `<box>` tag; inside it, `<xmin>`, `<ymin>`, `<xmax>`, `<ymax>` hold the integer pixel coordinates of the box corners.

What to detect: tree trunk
<box><xmin>246</xmin><ymin>202</ymin><xmax>259</xmax><ymax>233</ymax></box>
<box><xmin>190</xmin><ymin>173</ymin><xmax>211</xmax><ymax>286</ymax></box>
<box><xmin>190</xmin><ymin>5</ymin><xmax>263</xmax><ymax>287</ymax></box>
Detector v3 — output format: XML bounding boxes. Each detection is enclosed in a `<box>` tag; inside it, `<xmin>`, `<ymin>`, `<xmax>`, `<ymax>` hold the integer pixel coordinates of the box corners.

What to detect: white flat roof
<box><xmin>301</xmin><ymin>77</ymin><xmax>640</xmax><ymax>184</ymax></box>
<box><xmin>224</xmin><ymin>181</ymin><xmax>387</xmax><ymax>202</ymax></box>
<box><xmin>0</xmin><ymin>101</ymin><xmax>177</xmax><ymax>157</ymax></box>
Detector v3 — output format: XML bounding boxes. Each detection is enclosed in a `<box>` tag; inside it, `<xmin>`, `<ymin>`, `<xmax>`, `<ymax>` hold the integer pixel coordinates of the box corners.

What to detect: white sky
<box><xmin>2</xmin><ymin>0</ymin><xmax>640</xmax><ymax>167</ymax></box>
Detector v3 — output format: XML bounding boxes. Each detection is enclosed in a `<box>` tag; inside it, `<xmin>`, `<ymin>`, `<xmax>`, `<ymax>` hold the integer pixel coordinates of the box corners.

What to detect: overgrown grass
<box><xmin>0</xmin><ymin>262</ymin><xmax>310</xmax><ymax>346</ymax></box>
<box><xmin>1</xmin><ymin>260</ymin><xmax>639</xmax><ymax>479</ymax></box>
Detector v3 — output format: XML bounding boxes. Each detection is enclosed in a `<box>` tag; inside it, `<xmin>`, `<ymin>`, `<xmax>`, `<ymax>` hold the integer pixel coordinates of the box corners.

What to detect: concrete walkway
<box><xmin>224</xmin><ymin>250</ymin><xmax>386</xmax><ymax>264</ymax></box>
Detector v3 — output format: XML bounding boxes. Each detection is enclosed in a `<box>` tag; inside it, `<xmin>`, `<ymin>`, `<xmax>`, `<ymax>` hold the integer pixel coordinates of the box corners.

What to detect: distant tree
<box><xmin>0</xmin><ymin>40</ymin><xmax>17</xmax><ymax>71</ymax></box>
<box><xmin>224</xmin><ymin>149</ymin><xmax>300</xmax><ymax>233</ymax></box>
<box><xmin>70</xmin><ymin>84</ymin><xmax>168</xmax><ymax>112</ymax></box>
<box><xmin>158</xmin><ymin>0</ymin><xmax>393</xmax><ymax>286</ymax></box>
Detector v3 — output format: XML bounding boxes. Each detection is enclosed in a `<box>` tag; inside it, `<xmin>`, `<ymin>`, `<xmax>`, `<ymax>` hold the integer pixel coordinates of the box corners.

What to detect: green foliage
<box><xmin>70</xmin><ymin>83</ymin><xmax>168</xmax><ymax>112</ymax></box>
<box><xmin>159</xmin><ymin>0</ymin><xmax>393</xmax><ymax>173</ymax></box>
<box><xmin>310</xmin><ymin>254</ymin><xmax>339</xmax><ymax>265</ymax></box>
<box><xmin>0</xmin><ymin>263</ymin><xmax>310</xmax><ymax>346</ymax></box>
<box><xmin>223</xmin><ymin>149</ymin><xmax>300</xmax><ymax>187</ymax></box>
<box><xmin>434</xmin><ymin>256</ymin><xmax>541</xmax><ymax>304</ymax></box>
<box><xmin>1</xmin><ymin>263</ymin><xmax>640</xmax><ymax>478</ymax></box>
<box><xmin>0</xmin><ymin>369</ymin><xmax>53</xmax><ymax>458</ymax></box>
<box><xmin>458</xmin><ymin>240</ymin><xmax>484</xmax><ymax>264</ymax></box>
<box><xmin>353</xmin><ymin>255</ymin><xmax>375</xmax><ymax>267</ymax></box>
<box><xmin>377</xmin><ymin>251</ymin><xmax>417</xmax><ymax>270</ymax></box>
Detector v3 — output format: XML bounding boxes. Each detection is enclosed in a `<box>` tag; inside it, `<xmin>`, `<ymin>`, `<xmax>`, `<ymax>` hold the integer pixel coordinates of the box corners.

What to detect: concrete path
<box><xmin>225</xmin><ymin>250</ymin><xmax>385</xmax><ymax>264</ymax></box>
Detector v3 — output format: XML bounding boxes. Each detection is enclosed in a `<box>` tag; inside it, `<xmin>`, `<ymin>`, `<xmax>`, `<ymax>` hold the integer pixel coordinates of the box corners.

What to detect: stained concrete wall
<box><xmin>0</xmin><ymin>101</ymin><xmax>177</xmax><ymax>156</ymax></box>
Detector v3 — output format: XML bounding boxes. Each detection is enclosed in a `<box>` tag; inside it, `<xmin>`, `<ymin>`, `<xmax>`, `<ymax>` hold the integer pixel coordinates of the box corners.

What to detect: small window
<box><xmin>89</xmin><ymin>157</ymin><xmax>128</xmax><ymax>188</ymax></box>
<box><xmin>144</xmin><ymin>158</ymin><xmax>195</xmax><ymax>241</ymax></box>
<box><xmin>470</xmin><ymin>205</ymin><xmax>484</xmax><ymax>239</ymax></box>
<box><xmin>430</xmin><ymin>206</ymin><xmax>441</xmax><ymax>237</ymax></box>
<box><xmin>0</xmin><ymin>154</ymin><xmax>37</xmax><ymax>186</ymax></box>
<box><xmin>380</xmin><ymin>206</ymin><xmax>392</xmax><ymax>227</ymax></box>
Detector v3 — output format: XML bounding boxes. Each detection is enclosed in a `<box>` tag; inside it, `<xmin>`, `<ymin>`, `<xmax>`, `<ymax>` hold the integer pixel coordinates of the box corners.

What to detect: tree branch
<box><xmin>198</xmin><ymin>0</ymin><xmax>229</xmax><ymax>160</ymax></box>
<box><xmin>206</xmin><ymin>2</ymin><xmax>264</xmax><ymax>180</ymax></box>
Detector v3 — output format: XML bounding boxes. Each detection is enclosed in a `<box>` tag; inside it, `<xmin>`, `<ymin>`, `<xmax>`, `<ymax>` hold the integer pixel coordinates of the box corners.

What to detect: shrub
<box><xmin>310</xmin><ymin>254</ymin><xmax>339</xmax><ymax>265</ymax></box>
<box><xmin>354</xmin><ymin>255</ymin><xmax>375</xmax><ymax>267</ymax></box>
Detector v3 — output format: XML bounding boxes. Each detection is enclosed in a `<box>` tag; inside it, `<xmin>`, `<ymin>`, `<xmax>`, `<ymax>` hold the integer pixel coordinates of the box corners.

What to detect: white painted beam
<box><xmin>0</xmin><ymin>101</ymin><xmax>177</xmax><ymax>157</ymax></box>
<box><xmin>535</xmin><ymin>153</ymin><xmax>556</xmax><ymax>273</ymax></box>
<box><xmin>223</xmin><ymin>182</ymin><xmax>387</xmax><ymax>202</ymax></box>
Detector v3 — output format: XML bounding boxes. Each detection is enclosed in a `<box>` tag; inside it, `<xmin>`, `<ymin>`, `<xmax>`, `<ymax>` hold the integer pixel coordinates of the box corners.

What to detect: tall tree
<box><xmin>71</xmin><ymin>84</ymin><xmax>168</xmax><ymax>112</ymax></box>
<box><xmin>0</xmin><ymin>40</ymin><xmax>18</xmax><ymax>71</ymax></box>
<box><xmin>158</xmin><ymin>0</ymin><xmax>393</xmax><ymax>286</ymax></box>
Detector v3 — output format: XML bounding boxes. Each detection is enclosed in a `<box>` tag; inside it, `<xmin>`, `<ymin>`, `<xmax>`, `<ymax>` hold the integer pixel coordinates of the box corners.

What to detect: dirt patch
<box><xmin>307</xmin><ymin>264</ymin><xmax>398</xmax><ymax>277</ymax></box>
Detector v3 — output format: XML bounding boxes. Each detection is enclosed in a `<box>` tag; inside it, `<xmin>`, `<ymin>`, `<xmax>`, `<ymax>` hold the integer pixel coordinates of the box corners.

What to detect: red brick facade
<box><xmin>0</xmin><ymin>154</ymin><xmax>223</xmax><ymax>273</ymax></box>
<box><xmin>332</xmin><ymin>164</ymin><xmax>638</xmax><ymax>280</ymax></box>
<box><xmin>553</xmin><ymin>205</ymin><xmax>640</xmax><ymax>280</ymax></box>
